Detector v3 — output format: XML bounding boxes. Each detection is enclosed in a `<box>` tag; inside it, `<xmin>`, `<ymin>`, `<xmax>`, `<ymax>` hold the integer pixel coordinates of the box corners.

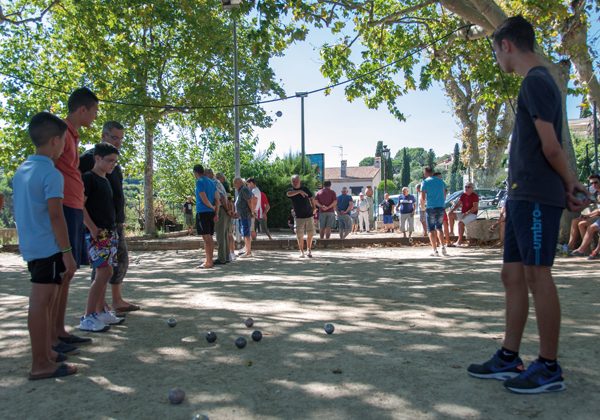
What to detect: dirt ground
<box><xmin>0</xmin><ymin>245</ymin><xmax>599</xmax><ymax>420</ymax></box>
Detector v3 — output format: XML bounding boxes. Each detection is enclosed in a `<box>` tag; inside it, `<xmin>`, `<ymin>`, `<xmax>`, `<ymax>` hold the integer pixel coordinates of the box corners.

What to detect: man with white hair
<box><xmin>356</xmin><ymin>192</ymin><xmax>370</xmax><ymax>233</ymax></box>
<box><xmin>448</xmin><ymin>182</ymin><xmax>479</xmax><ymax>246</ymax></box>
<box><xmin>286</xmin><ymin>175</ymin><xmax>316</xmax><ymax>258</ymax></box>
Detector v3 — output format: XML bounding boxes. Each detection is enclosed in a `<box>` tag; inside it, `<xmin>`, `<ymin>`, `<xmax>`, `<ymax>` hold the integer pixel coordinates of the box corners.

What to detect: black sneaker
<box><xmin>504</xmin><ymin>360</ymin><xmax>566</xmax><ymax>394</ymax></box>
<box><xmin>52</xmin><ymin>341</ymin><xmax>80</xmax><ymax>355</ymax></box>
<box><xmin>467</xmin><ymin>350</ymin><xmax>524</xmax><ymax>380</ymax></box>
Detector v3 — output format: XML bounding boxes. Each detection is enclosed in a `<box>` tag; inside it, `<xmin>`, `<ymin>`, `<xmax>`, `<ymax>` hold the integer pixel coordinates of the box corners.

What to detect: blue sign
<box><xmin>307</xmin><ymin>153</ymin><xmax>325</xmax><ymax>186</ymax></box>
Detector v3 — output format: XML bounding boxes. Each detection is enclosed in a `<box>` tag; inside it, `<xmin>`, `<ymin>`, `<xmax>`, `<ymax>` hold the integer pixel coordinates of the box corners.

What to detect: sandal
<box><xmin>29</xmin><ymin>363</ymin><xmax>77</xmax><ymax>381</ymax></box>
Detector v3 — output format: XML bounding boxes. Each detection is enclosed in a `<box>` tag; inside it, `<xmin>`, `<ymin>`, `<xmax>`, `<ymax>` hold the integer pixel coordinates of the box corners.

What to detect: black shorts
<box><xmin>63</xmin><ymin>205</ymin><xmax>86</xmax><ymax>267</ymax></box>
<box><xmin>27</xmin><ymin>253</ymin><xmax>65</xmax><ymax>285</ymax></box>
<box><xmin>196</xmin><ymin>212</ymin><xmax>215</xmax><ymax>236</ymax></box>
<box><xmin>503</xmin><ymin>200</ymin><xmax>562</xmax><ymax>266</ymax></box>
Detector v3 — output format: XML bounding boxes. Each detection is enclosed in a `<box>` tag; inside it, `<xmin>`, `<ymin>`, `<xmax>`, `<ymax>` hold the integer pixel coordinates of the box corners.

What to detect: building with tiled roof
<box><xmin>323</xmin><ymin>160</ymin><xmax>382</xmax><ymax>196</ymax></box>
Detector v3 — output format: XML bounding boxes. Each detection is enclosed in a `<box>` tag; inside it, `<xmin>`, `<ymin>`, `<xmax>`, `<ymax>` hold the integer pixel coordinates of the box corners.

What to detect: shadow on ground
<box><xmin>0</xmin><ymin>247</ymin><xmax>599</xmax><ymax>419</ymax></box>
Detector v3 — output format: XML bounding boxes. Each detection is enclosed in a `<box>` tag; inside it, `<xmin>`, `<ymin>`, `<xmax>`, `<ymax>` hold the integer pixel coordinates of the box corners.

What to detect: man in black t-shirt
<box><xmin>380</xmin><ymin>193</ymin><xmax>395</xmax><ymax>233</ymax></box>
<box><xmin>286</xmin><ymin>175</ymin><xmax>316</xmax><ymax>258</ymax></box>
<box><xmin>80</xmin><ymin>121</ymin><xmax>139</xmax><ymax>315</ymax></box>
<box><xmin>467</xmin><ymin>16</ymin><xmax>588</xmax><ymax>395</ymax></box>
<box><xmin>183</xmin><ymin>196</ymin><xmax>194</xmax><ymax>235</ymax></box>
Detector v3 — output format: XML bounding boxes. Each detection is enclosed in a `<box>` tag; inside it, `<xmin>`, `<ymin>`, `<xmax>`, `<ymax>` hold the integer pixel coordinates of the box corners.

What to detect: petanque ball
<box><xmin>251</xmin><ymin>330</ymin><xmax>262</xmax><ymax>342</ymax></box>
<box><xmin>167</xmin><ymin>318</ymin><xmax>177</xmax><ymax>328</ymax></box>
<box><xmin>275</xmin><ymin>110</ymin><xmax>283</xmax><ymax>117</ymax></box>
<box><xmin>168</xmin><ymin>387</ymin><xmax>185</xmax><ymax>404</ymax></box>
<box><xmin>205</xmin><ymin>331</ymin><xmax>217</xmax><ymax>343</ymax></box>
<box><xmin>324</xmin><ymin>323</ymin><xmax>335</xmax><ymax>334</ymax></box>
<box><xmin>235</xmin><ymin>337</ymin><xmax>247</xmax><ymax>349</ymax></box>
<box><xmin>244</xmin><ymin>318</ymin><xmax>254</xmax><ymax>328</ymax></box>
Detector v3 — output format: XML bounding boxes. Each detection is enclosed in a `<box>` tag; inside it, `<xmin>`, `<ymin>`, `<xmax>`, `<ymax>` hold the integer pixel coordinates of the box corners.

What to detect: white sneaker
<box><xmin>441</xmin><ymin>247</ymin><xmax>448</xmax><ymax>256</ymax></box>
<box><xmin>229</xmin><ymin>252</ymin><xmax>237</xmax><ymax>261</ymax></box>
<box><xmin>97</xmin><ymin>310</ymin><xmax>125</xmax><ymax>325</ymax></box>
<box><xmin>430</xmin><ymin>249</ymin><xmax>440</xmax><ymax>257</ymax></box>
<box><xmin>79</xmin><ymin>313</ymin><xmax>110</xmax><ymax>332</ymax></box>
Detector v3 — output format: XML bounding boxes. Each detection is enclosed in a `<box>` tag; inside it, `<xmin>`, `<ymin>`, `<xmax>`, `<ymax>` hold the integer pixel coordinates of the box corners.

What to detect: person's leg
<box><xmin>307</xmin><ymin>219</ymin><xmax>315</xmax><ymax>255</ymax></box>
<box><xmin>86</xmin><ymin>266</ymin><xmax>113</xmax><ymax>315</ymax></box>
<box><xmin>568</xmin><ymin>217</ymin><xmax>582</xmax><ymax>249</ymax></box>
<box><xmin>202</xmin><ymin>235</ymin><xmax>214</xmax><ymax>266</ymax></box>
<box><xmin>443</xmin><ymin>217</ymin><xmax>450</xmax><ymax>245</ymax></box>
<box><xmin>29</xmin><ymin>283</ymin><xmax>59</xmax><ymax>376</ymax></box>
<box><xmin>296</xmin><ymin>219</ymin><xmax>305</xmax><ymax>255</ymax></box>
<box><xmin>216</xmin><ymin>208</ymin><xmax>227</xmax><ymax>263</ymax></box>
<box><xmin>457</xmin><ymin>221</ymin><xmax>465</xmax><ymax>245</ymax></box>
<box><xmin>522</xmin><ymin>265</ymin><xmax>560</xmax><ymax>360</ymax></box>
<box><xmin>449</xmin><ymin>211</ymin><xmax>456</xmax><ymax>236</ymax></box>
<box><xmin>436</xmin><ymin>228</ymin><xmax>445</xmax><ymax>249</ymax></box>
<box><xmin>408</xmin><ymin>214</ymin><xmax>414</xmax><ymax>238</ymax></box>
<box><xmin>501</xmin><ymin>262</ymin><xmax>529</xmax><ymax>352</ymax></box>
<box><xmin>319</xmin><ymin>215</ymin><xmax>326</xmax><ymax>239</ymax></box>
<box><xmin>575</xmin><ymin>224</ymin><xmax>599</xmax><ymax>254</ymax></box>
<box><xmin>111</xmin><ymin>225</ymin><xmax>132</xmax><ymax>309</ymax></box>
<box><xmin>261</xmin><ymin>218</ymin><xmax>273</xmax><ymax>240</ymax></box>
<box><xmin>400</xmin><ymin>214</ymin><xmax>407</xmax><ymax>237</ymax></box>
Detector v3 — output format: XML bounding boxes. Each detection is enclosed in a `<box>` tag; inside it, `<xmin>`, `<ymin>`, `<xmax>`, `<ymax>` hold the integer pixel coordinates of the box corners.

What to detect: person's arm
<box><xmin>199</xmin><ymin>191</ymin><xmax>214</xmax><ymax>210</ymax></box>
<box><xmin>48</xmin><ymin>197</ymin><xmax>76</xmax><ymax>277</ymax></box>
<box><xmin>330</xmin><ymin>199</ymin><xmax>338</xmax><ymax>211</ymax></box>
<box><xmin>213</xmin><ymin>190</ymin><xmax>220</xmax><ymax>220</ymax></box>
<box><xmin>82</xmin><ymin>199</ymin><xmax>99</xmax><ymax>239</ymax></box>
<box><xmin>470</xmin><ymin>200</ymin><xmax>479</xmax><ymax>214</ymax></box>
<box><xmin>420</xmin><ymin>191</ymin><xmax>426</xmax><ymax>210</ymax></box>
<box><xmin>535</xmin><ymin>119</ymin><xmax>588</xmax><ymax>211</ymax></box>
<box><xmin>287</xmin><ymin>189</ymin><xmax>307</xmax><ymax>197</ymax></box>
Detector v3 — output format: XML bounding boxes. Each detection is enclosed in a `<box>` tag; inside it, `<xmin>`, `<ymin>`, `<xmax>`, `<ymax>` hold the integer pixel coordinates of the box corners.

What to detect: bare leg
<box><xmin>85</xmin><ymin>266</ymin><xmax>113</xmax><ymax>316</ymax></box>
<box><xmin>30</xmin><ymin>283</ymin><xmax>59</xmax><ymax>376</ymax></box>
<box><xmin>449</xmin><ymin>212</ymin><xmax>456</xmax><ymax>235</ymax></box>
<box><xmin>524</xmin><ymin>265</ymin><xmax>561</xmax><ymax>360</ymax></box>
<box><xmin>575</xmin><ymin>225</ymin><xmax>599</xmax><ymax>254</ymax></box>
<box><xmin>457</xmin><ymin>222</ymin><xmax>465</xmax><ymax>245</ymax></box>
<box><xmin>428</xmin><ymin>230</ymin><xmax>438</xmax><ymax>251</ymax></box>
<box><xmin>53</xmin><ymin>274</ymin><xmax>73</xmax><ymax>338</ymax></box>
<box><xmin>244</xmin><ymin>236</ymin><xmax>252</xmax><ymax>255</ymax></box>
<box><xmin>501</xmin><ymin>262</ymin><xmax>529</xmax><ymax>353</ymax></box>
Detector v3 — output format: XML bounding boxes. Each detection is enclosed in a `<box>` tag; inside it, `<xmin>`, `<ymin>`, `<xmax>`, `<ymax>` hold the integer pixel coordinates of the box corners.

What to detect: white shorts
<box><xmin>457</xmin><ymin>213</ymin><xmax>477</xmax><ymax>225</ymax></box>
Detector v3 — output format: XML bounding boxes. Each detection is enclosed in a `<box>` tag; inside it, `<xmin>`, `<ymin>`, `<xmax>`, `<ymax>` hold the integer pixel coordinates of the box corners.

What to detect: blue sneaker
<box><xmin>504</xmin><ymin>360</ymin><xmax>566</xmax><ymax>394</ymax></box>
<box><xmin>467</xmin><ymin>350</ymin><xmax>525</xmax><ymax>380</ymax></box>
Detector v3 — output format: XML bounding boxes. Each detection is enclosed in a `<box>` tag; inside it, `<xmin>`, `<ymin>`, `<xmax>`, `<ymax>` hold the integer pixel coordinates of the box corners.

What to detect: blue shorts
<box><xmin>63</xmin><ymin>206</ymin><xmax>86</xmax><ymax>267</ymax></box>
<box><xmin>426</xmin><ymin>208</ymin><xmax>445</xmax><ymax>232</ymax></box>
<box><xmin>503</xmin><ymin>200</ymin><xmax>562</xmax><ymax>266</ymax></box>
<box><xmin>239</xmin><ymin>218</ymin><xmax>251</xmax><ymax>238</ymax></box>
<box><xmin>383</xmin><ymin>214</ymin><xmax>393</xmax><ymax>224</ymax></box>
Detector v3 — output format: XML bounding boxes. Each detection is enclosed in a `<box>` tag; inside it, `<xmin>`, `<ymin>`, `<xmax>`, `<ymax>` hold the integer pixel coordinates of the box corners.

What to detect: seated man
<box><xmin>448</xmin><ymin>182</ymin><xmax>479</xmax><ymax>246</ymax></box>
<box><xmin>567</xmin><ymin>174</ymin><xmax>600</xmax><ymax>250</ymax></box>
<box><xmin>570</xmin><ymin>215</ymin><xmax>600</xmax><ymax>257</ymax></box>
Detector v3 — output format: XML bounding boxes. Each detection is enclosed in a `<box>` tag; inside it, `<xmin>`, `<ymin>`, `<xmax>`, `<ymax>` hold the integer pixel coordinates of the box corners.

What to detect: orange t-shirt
<box><xmin>55</xmin><ymin>120</ymin><xmax>84</xmax><ymax>209</ymax></box>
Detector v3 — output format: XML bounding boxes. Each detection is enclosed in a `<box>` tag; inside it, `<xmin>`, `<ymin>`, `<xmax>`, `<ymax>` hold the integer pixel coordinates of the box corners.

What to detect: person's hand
<box><xmin>566</xmin><ymin>181</ymin><xmax>591</xmax><ymax>212</ymax></box>
<box><xmin>89</xmin><ymin>225</ymin><xmax>99</xmax><ymax>240</ymax></box>
<box><xmin>298</xmin><ymin>190</ymin><xmax>308</xmax><ymax>197</ymax></box>
<box><xmin>62</xmin><ymin>252</ymin><xmax>77</xmax><ymax>278</ymax></box>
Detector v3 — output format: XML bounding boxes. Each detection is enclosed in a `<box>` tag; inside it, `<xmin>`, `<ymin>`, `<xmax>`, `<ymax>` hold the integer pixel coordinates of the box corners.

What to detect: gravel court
<box><xmin>0</xmin><ymin>247</ymin><xmax>599</xmax><ymax>419</ymax></box>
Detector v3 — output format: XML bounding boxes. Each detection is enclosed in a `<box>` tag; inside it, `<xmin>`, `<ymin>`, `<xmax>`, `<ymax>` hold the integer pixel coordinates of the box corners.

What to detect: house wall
<box><xmin>329</xmin><ymin>171</ymin><xmax>382</xmax><ymax>196</ymax></box>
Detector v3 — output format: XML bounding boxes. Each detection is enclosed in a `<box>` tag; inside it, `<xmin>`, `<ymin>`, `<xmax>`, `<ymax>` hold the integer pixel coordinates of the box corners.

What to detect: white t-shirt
<box><xmin>252</xmin><ymin>186</ymin><xmax>262</xmax><ymax>216</ymax></box>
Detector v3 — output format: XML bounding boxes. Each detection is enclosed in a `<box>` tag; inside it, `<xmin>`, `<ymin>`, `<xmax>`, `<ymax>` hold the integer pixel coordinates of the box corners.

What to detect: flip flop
<box><xmin>113</xmin><ymin>303</ymin><xmax>140</xmax><ymax>312</ymax></box>
<box><xmin>59</xmin><ymin>334</ymin><xmax>92</xmax><ymax>345</ymax></box>
<box><xmin>29</xmin><ymin>363</ymin><xmax>77</xmax><ymax>381</ymax></box>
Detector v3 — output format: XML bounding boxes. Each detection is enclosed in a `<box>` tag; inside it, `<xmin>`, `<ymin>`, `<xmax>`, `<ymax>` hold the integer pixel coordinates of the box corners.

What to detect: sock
<box><xmin>538</xmin><ymin>355</ymin><xmax>558</xmax><ymax>372</ymax></box>
<box><xmin>498</xmin><ymin>347</ymin><xmax>518</xmax><ymax>362</ymax></box>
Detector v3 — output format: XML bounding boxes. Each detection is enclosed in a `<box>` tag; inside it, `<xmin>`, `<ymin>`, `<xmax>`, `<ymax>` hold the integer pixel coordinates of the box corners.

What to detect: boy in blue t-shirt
<box><xmin>13</xmin><ymin>112</ymin><xmax>77</xmax><ymax>380</ymax></box>
<box><xmin>467</xmin><ymin>16</ymin><xmax>588</xmax><ymax>394</ymax></box>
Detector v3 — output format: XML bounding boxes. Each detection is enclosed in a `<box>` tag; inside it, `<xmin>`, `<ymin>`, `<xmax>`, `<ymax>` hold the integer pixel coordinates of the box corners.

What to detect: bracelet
<box><xmin>61</xmin><ymin>247</ymin><xmax>72</xmax><ymax>254</ymax></box>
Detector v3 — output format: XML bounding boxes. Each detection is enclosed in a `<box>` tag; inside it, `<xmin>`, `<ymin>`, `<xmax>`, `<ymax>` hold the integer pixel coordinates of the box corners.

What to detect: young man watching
<box><xmin>80</xmin><ymin>143</ymin><xmax>123</xmax><ymax>331</ymax></box>
<box><xmin>14</xmin><ymin>112</ymin><xmax>78</xmax><ymax>380</ymax></box>
<box><xmin>467</xmin><ymin>16</ymin><xmax>588</xmax><ymax>394</ymax></box>
<box><xmin>194</xmin><ymin>165</ymin><xmax>219</xmax><ymax>268</ymax></box>
<box><xmin>80</xmin><ymin>121</ymin><xmax>139</xmax><ymax>314</ymax></box>
<box><xmin>54</xmin><ymin>87</ymin><xmax>99</xmax><ymax>346</ymax></box>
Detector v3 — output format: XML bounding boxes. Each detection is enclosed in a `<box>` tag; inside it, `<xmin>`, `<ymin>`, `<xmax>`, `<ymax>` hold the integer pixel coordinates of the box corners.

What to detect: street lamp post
<box><xmin>382</xmin><ymin>145</ymin><xmax>390</xmax><ymax>194</ymax></box>
<box><xmin>222</xmin><ymin>0</ymin><xmax>242</xmax><ymax>178</ymax></box>
<box><xmin>296</xmin><ymin>91</ymin><xmax>308</xmax><ymax>173</ymax></box>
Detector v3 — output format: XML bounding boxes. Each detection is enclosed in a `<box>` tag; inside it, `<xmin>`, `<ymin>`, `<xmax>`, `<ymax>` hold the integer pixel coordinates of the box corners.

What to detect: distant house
<box><xmin>324</xmin><ymin>160</ymin><xmax>382</xmax><ymax>196</ymax></box>
<box><xmin>569</xmin><ymin>117</ymin><xmax>594</xmax><ymax>138</ymax></box>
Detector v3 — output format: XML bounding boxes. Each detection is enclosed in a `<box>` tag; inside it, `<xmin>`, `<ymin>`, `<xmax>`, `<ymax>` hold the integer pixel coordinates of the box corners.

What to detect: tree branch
<box><xmin>0</xmin><ymin>1</ymin><xmax>60</xmax><ymax>26</ymax></box>
<box><xmin>370</xmin><ymin>0</ymin><xmax>437</xmax><ymax>26</ymax></box>
<box><xmin>439</xmin><ymin>0</ymin><xmax>495</xmax><ymax>32</ymax></box>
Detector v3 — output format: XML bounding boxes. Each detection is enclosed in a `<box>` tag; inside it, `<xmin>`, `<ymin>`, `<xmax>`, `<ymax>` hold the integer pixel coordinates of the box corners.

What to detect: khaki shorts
<box><xmin>457</xmin><ymin>213</ymin><xmax>477</xmax><ymax>225</ymax></box>
<box><xmin>295</xmin><ymin>217</ymin><xmax>315</xmax><ymax>239</ymax></box>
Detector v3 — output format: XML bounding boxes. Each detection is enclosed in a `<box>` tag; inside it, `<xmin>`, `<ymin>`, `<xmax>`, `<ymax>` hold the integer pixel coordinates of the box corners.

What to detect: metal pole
<box><xmin>301</xmin><ymin>95</ymin><xmax>305</xmax><ymax>173</ymax></box>
<box><xmin>594</xmin><ymin>101</ymin><xmax>598</xmax><ymax>173</ymax></box>
<box><xmin>233</xmin><ymin>17</ymin><xmax>240</xmax><ymax>178</ymax></box>
<box><xmin>384</xmin><ymin>158</ymin><xmax>387</xmax><ymax>194</ymax></box>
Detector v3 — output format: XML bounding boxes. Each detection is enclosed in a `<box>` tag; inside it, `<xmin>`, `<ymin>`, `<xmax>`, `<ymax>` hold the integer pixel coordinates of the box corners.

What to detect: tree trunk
<box><xmin>143</xmin><ymin>116</ymin><xmax>157</xmax><ymax>235</ymax></box>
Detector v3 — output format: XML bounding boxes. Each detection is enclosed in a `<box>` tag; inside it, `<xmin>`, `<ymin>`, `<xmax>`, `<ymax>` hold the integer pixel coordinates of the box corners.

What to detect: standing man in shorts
<box><xmin>467</xmin><ymin>16</ymin><xmax>588</xmax><ymax>394</ymax></box>
<box><xmin>398</xmin><ymin>187</ymin><xmax>416</xmax><ymax>237</ymax></box>
<box><xmin>380</xmin><ymin>193</ymin><xmax>395</xmax><ymax>233</ymax></box>
<box><xmin>315</xmin><ymin>180</ymin><xmax>337</xmax><ymax>239</ymax></box>
<box><xmin>194</xmin><ymin>165</ymin><xmax>219</xmax><ymax>269</ymax></box>
<box><xmin>421</xmin><ymin>166</ymin><xmax>447</xmax><ymax>256</ymax></box>
<box><xmin>54</xmin><ymin>87</ymin><xmax>98</xmax><ymax>346</ymax></box>
<box><xmin>80</xmin><ymin>121</ymin><xmax>139</xmax><ymax>314</ymax></box>
<box><xmin>286</xmin><ymin>175</ymin><xmax>316</xmax><ymax>258</ymax></box>
<box><xmin>449</xmin><ymin>182</ymin><xmax>479</xmax><ymax>246</ymax></box>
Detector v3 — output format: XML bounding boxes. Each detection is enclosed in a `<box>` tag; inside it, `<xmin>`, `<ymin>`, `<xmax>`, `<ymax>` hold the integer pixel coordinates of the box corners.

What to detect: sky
<box><xmin>253</xmin><ymin>22</ymin><xmax>598</xmax><ymax>168</ymax></box>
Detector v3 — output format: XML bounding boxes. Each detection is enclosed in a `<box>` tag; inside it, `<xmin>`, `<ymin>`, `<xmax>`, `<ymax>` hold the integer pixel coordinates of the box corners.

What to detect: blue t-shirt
<box><xmin>195</xmin><ymin>176</ymin><xmax>217</xmax><ymax>213</ymax></box>
<box><xmin>398</xmin><ymin>194</ymin><xmax>416</xmax><ymax>214</ymax></box>
<box><xmin>13</xmin><ymin>155</ymin><xmax>64</xmax><ymax>261</ymax></box>
<box><xmin>421</xmin><ymin>177</ymin><xmax>446</xmax><ymax>209</ymax></box>
<box><xmin>509</xmin><ymin>66</ymin><xmax>565</xmax><ymax>208</ymax></box>
<box><xmin>337</xmin><ymin>194</ymin><xmax>353</xmax><ymax>212</ymax></box>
